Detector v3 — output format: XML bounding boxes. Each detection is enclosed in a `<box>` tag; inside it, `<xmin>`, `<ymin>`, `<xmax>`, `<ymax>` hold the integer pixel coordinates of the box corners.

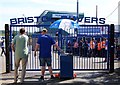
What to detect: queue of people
<box><xmin>66</xmin><ymin>37</ymin><xmax>108</xmax><ymax>59</ymax></box>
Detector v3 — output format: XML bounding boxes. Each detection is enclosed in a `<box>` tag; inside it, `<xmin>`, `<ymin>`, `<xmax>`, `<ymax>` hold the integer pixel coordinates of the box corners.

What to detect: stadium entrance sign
<box><xmin>10</xmin><ymin>16</ymin><xmax>106</xmax><ymax>25</ymax></box>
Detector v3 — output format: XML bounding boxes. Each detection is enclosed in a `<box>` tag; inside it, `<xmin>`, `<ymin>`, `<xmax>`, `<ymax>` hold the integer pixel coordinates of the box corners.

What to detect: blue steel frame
<box><xmin>9</xmin><ymin>24</ymin><xmax>110</xmax><ymax>71</ymax></box>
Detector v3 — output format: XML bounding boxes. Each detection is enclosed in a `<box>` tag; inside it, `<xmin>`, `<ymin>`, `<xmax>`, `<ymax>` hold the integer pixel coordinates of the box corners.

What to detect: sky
<box><xmin>0</xmin><ymin>0</ymin><xmax>120</xmax><ymax>30</ymax></box>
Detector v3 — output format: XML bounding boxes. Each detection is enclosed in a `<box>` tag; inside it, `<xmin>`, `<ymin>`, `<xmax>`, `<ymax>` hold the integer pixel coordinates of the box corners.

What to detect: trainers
<box><xmin>51</xmin><ymin>75</ymin><xmax>55</xmax><ymax>79</ymax></box>
<box><xmin>40</xmin><ymin>76</ymin><xmax>44</xmax><ymax>80</ymax></box>
<box><xmin>14</xmin><ymin>76</ymin><xmax>18</xmax><ymax>83</ymax></box>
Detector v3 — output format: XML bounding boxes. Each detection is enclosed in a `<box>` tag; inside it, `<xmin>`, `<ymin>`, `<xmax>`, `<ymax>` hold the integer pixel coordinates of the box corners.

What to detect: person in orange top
<box><xmin>97</xmin><ymin>39</ymin><xmax>101</xmax><ymax>57</ymax></box>
<box><xmin>101</xmin><ymin>38</ymin><xmax>107</xmax><ymax>61</ymax></box>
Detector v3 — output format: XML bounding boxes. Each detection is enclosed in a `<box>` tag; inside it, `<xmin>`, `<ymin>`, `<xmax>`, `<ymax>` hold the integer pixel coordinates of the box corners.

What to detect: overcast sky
<box><xmin>0</xmin><ymin>0</ymin><xmax>120</xmax><ymax>30</ymax></box>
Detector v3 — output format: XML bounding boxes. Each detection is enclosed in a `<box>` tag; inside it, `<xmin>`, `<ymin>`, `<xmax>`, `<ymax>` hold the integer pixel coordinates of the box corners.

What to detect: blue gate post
<box><xmin>58</xmin><ymin>29</ymin><xmax>63</xmax><ymax>51</ymax></box>
<box><xmin>5</xmin><ymin>24</ymin><xmax>11</xmax><ymax>73</ymax></box>
<box><xmin>109</xmin><ymin>24</ymin><xmax>114</xmax><ymax>73</ymax></box>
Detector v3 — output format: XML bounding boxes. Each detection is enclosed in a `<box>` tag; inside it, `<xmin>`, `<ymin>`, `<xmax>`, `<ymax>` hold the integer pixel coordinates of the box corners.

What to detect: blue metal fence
<box><xmin>9</xmin><ymin>24</ymin><xmax>110</xmax><ymax>71</ymax></box>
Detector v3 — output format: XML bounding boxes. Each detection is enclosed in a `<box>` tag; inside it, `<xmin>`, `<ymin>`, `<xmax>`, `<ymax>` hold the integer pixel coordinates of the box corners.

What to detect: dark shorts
<box><xmin>39</xmin><ymin>58</ymin><xmax>51</xmax><ymax>66</ymax></box>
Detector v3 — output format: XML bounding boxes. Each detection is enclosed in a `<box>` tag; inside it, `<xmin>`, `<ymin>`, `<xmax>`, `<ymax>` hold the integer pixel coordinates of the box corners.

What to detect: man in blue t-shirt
<box><xmin>34</xmin><ymin>28</ymin><xmax>63</xmax><ymax>80</ymax></box>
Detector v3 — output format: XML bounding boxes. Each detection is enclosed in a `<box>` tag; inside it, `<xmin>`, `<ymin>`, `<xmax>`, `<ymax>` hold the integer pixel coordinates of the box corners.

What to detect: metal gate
<box><xmin>9</xmin><ymin>24</ymin><xmax>114</xmax><ymax>71</ymax></box>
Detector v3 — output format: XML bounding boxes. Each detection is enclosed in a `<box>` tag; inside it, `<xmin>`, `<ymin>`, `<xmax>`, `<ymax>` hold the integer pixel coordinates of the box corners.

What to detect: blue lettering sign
<box><xmin>34</xmin><ymin>16</ymin><xmax>40</xmax><ymax>23</ymax></box>
<box><xmin>24</xmin><ymin>17</ymin><xmax>28</xmax><ymax>23</ymax></box>
<box><xmin>18</xmin><ymin>18</ymin><xmax>24</xmax><ymax>24</ymax></box>
<box><xmin>10</xmin><ymin>18</ymin><xmax>17</xmax><ymax>24</ymax></box>
<box><xmin>78</xmin><ymin>17</ymin><xmax>83</xmax><ymax>22</ymax></box>
<box><xmin>27</xmin><ymin>17</ymin><xmax>34</xmax><ymax>23</ymax></box>
<box><xmin>10</xmin><ymin>16</ymin><xmax>106</xmax><ymax>25</ymax></box>
<box><xmin>91</xmin><ymin>17</ymin><xmax>98</xmax><ymax>23</ymax></box>
<box><xmin>99</xmin><ymin>18</ymin><xmax>106</xmax><ymax>24</ymax></box>
<box><xmin>84</xmin><ymin>17</ymin><xmax>90</xmax><ymax>23</ymax></box>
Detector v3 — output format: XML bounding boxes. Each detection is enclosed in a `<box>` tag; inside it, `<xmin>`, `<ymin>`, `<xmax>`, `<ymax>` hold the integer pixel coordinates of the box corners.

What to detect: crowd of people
<box><xmin>66</xmin><ymin>37</ymin><xmax>108</xmax><ymax>60</ymax></box>
<box><xmin>1</xmin><ymin>27</ymin><xmax>119</xmax><ymax>83</ymax></box>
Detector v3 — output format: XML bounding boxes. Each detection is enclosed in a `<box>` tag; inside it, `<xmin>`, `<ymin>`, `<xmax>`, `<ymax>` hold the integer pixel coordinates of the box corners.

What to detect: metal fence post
<box><xmin>5</xmin><ymin>24</ymin><xmax>11</xmax><ymax>73</ymax></box>
<box><xmin>58</xmin><ymin>29</ymin><xmax>62</xmax><ymax>49</ymax></box>
<box><xmin>109</xmin><ymin>24</ymin><xmax>114</xmax><ymax>73</ymax></box>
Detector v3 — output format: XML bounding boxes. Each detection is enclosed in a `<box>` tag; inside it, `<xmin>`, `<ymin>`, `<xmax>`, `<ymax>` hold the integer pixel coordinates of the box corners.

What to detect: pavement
<box><xmin>0</xmin><ymin>70</ymin><xmax>120</xmax><ymax>85</ymax></box>
<box><xmin>0</xmin><ymin>48</ymin><xmax>6</xmax><ymax>74</ymax></box>
<box><xmin>0</xmin><ymin>48</ymin><xmax>120</xmax><ymax>85</ymax></box>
